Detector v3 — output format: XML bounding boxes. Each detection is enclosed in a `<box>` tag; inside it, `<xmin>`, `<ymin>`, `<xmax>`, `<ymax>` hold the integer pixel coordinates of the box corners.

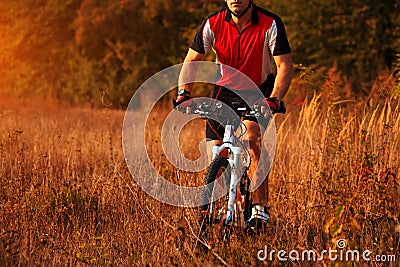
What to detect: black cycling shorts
<box><xmin>206</xmin><ymin>74</ymin><xmax>274</xmax><ymax>140</ymax></box>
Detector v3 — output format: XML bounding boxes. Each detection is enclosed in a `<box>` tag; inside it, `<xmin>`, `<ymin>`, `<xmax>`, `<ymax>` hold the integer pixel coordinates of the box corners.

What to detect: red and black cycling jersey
<box><xmin>190</xmin><ymin>4</ymin><xmax>291</xmax><ymax>91</ymax></box>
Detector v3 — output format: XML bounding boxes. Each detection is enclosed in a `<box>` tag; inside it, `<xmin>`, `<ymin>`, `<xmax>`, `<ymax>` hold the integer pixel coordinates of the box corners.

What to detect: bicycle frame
<box><xmin>194</xmin><ymin>103</ymin><xmax>268</xmax><ymax>230</ymax></box>
<box><xmin>192</xmin><ymin>100</ymin><xmax>285</xmax><ymax>234</ymax></box>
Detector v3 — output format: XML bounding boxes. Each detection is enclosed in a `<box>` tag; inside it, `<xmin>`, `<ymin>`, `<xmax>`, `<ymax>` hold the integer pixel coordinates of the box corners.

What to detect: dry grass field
<box><xmin>0</xmin><ymin>83</ymin><xmax>399</xmax><ymax>266</ymax></box>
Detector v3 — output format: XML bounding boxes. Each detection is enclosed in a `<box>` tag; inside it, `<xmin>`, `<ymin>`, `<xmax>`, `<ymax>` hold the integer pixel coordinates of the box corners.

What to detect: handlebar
<box><xmin>193</xmin><ymin>102</ymin><xmax>259</xmax><ymax>119</ymax></box>
<box><xmin>193</xmin><ymin>100</ymin><xmax>286</xmax><ymax>119</ymax></box>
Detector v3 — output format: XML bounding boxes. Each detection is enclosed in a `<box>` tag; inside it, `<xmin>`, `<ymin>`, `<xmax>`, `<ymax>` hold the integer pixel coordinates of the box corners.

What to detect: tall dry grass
<box><xmin>271</xmin><ymin>92</ymin><xmax>399</xmax><ymax>263</ymax></box>
<box><xmin>0</xmin><ymin>84</ymin><xmax>399</xmax><ymax>266</ymax></box>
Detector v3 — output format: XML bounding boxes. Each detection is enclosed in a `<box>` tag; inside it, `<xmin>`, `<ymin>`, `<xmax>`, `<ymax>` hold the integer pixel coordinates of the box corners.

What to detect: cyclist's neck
<box><xmin>231</xmin><ymin>6</ymin><xmax>253</xmax><ymax>32</ymax></box>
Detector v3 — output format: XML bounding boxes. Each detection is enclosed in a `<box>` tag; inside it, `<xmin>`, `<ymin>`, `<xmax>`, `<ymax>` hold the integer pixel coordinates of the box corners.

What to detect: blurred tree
<box><xmin>0</xmin><ymin>0</ymin><xmax>218</xmax><ymax>106</ymax></box>
<box><xmin>268</xmin><ymin>0</ymin><xmax>400</xmax><ymax>94</ymax></box>
<box><xmin>0</xmin><ymin>1</ymin><xmax>82</xmax><ymax>97</ymax></box>
<box><xmin>69</xmin><ymin>0</ymin><xmax>219</xmax><ymax>107</ymax></box>
<box><xmin>2</xmin><ymin>0</ymin><xmax>397</xmax><ymax>105</ymax></box>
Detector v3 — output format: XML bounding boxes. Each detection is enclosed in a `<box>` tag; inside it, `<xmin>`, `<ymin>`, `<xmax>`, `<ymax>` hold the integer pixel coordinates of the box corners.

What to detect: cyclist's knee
<box><xmin>243</xmin><ymin>132</ymin><xmax>261</xmax><ymax>148</ymax></box>
<box><xmin>244</xmin><ymin>121</ymin><xmax>262</xmax><ymax>137</ymax></box>
<box><xmin>214</xmin><ymin>139</ymin><xmax>223</xmax><ymax>146</ymax></box>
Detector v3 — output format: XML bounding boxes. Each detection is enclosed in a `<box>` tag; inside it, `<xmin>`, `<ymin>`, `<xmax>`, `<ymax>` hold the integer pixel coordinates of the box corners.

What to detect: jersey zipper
<box><xmin>238</xmin><ymin>33</ymin><xmax>241</xmax><ymax>61</ymax></box>
<box><xmin>230</xmin><ymin>19</ymin><xmax>251</xmax><ymax>62</ymax></box>
<box><xmin>236</xmin><ymin>25</ymin><xmax>251</xmax><ymax>61</ymax></box>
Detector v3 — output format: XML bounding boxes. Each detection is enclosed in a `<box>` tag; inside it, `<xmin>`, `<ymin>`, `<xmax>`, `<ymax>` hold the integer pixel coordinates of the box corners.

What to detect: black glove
<box><xmin>172</xmin><ymin>89</ymin><xmax>194</xmax><ymax>113</ymax></box>
<box><xmin>257</xmin><ymin>97</ymin><xmax>280</xmax><ymax>114</ymax></box>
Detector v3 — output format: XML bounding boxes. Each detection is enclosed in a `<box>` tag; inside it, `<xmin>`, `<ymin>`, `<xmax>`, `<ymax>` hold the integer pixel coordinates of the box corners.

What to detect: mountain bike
<box><xmin>194</xmin><ymin>100</ymin><xmax>285</xmax><ymax>241</ymax></box>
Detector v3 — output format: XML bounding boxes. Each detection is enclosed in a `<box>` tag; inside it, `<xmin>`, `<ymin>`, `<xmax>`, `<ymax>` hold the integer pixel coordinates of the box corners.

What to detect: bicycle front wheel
<box><xmin>199</xmin><ymin>156</ymin><xmax>231</xmax><ymax>226</ymax></box>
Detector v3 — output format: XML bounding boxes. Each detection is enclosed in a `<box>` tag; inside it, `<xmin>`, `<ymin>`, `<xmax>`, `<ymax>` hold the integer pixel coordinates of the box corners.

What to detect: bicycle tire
<box><xmin>199</xmin><ymin>156</ymin><xmax>230</xmax><ymax>226</ymax></box>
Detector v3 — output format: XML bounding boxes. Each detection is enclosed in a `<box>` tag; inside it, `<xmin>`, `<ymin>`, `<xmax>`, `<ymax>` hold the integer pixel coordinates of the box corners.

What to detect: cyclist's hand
<box><xmin>257</xmin><ymin>97</ymin><xmax>280</xmax><ymax>116</ymax></box>
<box><xmin>173</xmin><ymin>95</ymin><xmax>194</xmax><ymax>113</ymax></box>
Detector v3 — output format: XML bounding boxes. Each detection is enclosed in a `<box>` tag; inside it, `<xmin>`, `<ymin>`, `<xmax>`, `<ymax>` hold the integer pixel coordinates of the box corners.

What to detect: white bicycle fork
<box><xmin>211</xmin><ymin>124</ymin><xmax>242</xmax><ymax>224</ymax></box>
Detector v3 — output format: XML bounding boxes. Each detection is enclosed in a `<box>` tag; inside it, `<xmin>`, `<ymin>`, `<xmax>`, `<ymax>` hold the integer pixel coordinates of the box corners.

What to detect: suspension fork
<box><xmin>211</xmin><ymin>124</ymin><xmax>242</xmax><ymax>225</ymax></box>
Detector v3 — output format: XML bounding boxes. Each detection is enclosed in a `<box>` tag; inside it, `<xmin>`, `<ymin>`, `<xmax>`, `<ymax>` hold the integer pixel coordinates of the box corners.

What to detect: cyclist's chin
<box><xmin>230</xmin><ymin>7</ymin><xmax>241</xmax><ymax>13</ymax></box>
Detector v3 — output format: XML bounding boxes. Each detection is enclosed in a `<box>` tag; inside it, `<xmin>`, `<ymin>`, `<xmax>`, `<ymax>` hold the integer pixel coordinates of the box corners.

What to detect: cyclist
<box><xmin>175</xmin><ymin>0</ymin><xmax>293</xmax><ymax>231</ymax></box>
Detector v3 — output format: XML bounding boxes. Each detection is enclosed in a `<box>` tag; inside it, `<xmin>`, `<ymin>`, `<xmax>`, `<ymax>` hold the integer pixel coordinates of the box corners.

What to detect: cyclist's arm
<box><xmin>270</xmin><ymin>53</ymin><xmax>293</xmax><ymax>100</ymax></box>
<box><xmin>178</xmin><ymin>48</ymin><xmax>206</xmax><ymax>93</ymax></box>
